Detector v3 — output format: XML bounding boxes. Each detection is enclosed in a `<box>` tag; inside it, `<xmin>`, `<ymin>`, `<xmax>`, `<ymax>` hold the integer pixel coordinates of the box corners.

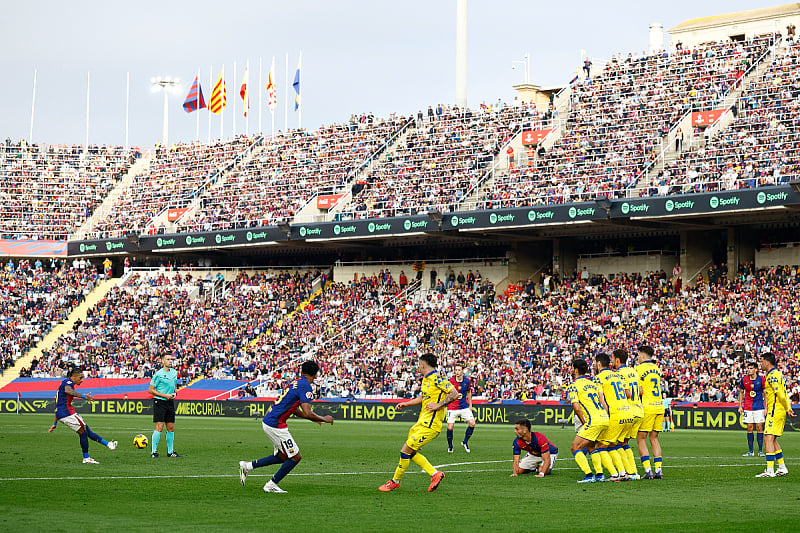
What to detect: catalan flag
<box><xmin>240</xmin><ymin>66</ymin><xmax>249</xmax><ymax>117</ymax></box>
<box><xmin>293</xmin><ymin>55</ymin><xmax>301</xmax><ymax>111</ymax></box>
<box><xmin>266</xmin><ymin>57</ymin><xmax>277</xmax><ymax>112</ymax></box>
<box><xmin>208</xmin><ymin>68</ymin><xmax>226</xmax><ymax>114</ymax></box>
<box><xmin>182</xmin><ymin>77</ymin><xmax>206</xmax><ymax>113</ymax></box>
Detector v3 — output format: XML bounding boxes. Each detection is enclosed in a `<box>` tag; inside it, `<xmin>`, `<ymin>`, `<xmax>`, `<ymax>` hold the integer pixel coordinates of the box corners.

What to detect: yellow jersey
<box><xmin>765</xmin><ymin>368</ymin><xmax>791</xmax><ymax>417</ymax></box>
<box><xmin>568</xmin><ymin>376</ymin><xmax>610</xmax><ymax>425</ymax></box>
<box><xmin>617</xmin><ymin>365</ymin><xmax>643</xmax><ymax>416</ymax></box>
<box><xmin>415</xmin><ymin>370</ymin><xmax>455</xmax><ymax>432</ymax></box>
<box><xmin>593</xmin><ymin>369</ymin><xmax>631</xmax><ymax>415</ymax></box>
<box><xmin>636</xmin><ymin>360</ymin><xmax>665</xmax><ymax>414</ymax></box>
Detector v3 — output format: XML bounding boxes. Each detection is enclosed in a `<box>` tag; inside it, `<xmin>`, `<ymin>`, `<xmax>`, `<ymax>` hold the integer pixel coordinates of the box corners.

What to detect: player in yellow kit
<box><xmin>612</xmin><ymin>349</ymin><xmax>643</xmax><ymax>480</ymax></box>
<box><xmin>636</xmin><ymin>345</ymin><xmax>665</xmax><ymax>479</ymax></box>
<box><xmin>756</xmin><ymin>352</ymin><xmax>795</xmax><ymax>478</ymax></box>
<box><xmin>379</xmin><ymin>353</ymin><xmax>458</xmax><ymax>492</ymax></box>
<box><xmin>593</xmin><ymin>353</ymin><xmax>633</xmax><ymax>481</ymax></box>
<box><xmin>567</xmin><ymin>358</ymin><xmax>610</xmax><ymax>484</ymax></box>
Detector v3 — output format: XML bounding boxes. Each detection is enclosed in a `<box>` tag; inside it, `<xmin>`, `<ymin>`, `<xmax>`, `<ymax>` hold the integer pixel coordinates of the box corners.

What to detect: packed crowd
<box><xmin>31</xmin><ymin>269</ymin><xmax>318</xmax><ymax>380</ymax></box>
<box><xmin>649</xmin><ymin>40</ymin><xmax>800</xmax><ymax>195</ymax></box>
<box><xmin>479</xmin><ymin>35</ymin><xmax>773</xmax><ymax>209</ymax></box>
<box><xmin>1</xmin><ymin>258</ymin><xmax>103</xmax><ymax>370</ymax></box>
<box><xmin>0</xmin><ymin>140</ymin><xmax>137</xmax><ymax>240</ymax></box>
<box><xmin>87</xmin><ymin>137</ymin><xmax>257</xmax><ymax>239</ymax></box>
<box><xmin>342</xmin><ymin>103</ymin><xmax>533</xmax><ymax>218</ymax></box>
<box><xmin>181</xmin><ymin>115</ymin><xmax>408</xmax><ymax>231</ymax></box>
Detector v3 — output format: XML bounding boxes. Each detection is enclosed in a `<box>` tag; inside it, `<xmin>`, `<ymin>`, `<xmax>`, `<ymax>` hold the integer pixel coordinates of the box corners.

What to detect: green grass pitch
<box><xmin>1</xmin><ymin>414</ymin><xmax>798</xmax><ymax>532</ymax></box>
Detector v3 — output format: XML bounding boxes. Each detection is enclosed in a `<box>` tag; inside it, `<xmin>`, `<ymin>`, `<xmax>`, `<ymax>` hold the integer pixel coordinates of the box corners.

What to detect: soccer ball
<box><xmin>133</xmin><ymin>434</ymin><xmax>149</xmax><ymax>449</ymax></box>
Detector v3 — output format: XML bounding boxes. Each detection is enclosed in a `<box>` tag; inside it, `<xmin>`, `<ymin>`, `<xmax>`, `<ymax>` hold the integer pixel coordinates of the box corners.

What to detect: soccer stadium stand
<box><xmin>0</xmin><ymin>141</ymin><xmax>137</xmax><ymax>240</ymax></box>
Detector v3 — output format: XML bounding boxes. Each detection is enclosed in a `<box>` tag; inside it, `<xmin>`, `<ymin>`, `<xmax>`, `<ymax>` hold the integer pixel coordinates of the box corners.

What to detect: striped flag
<box><xmin>208</xmin><ymin>68</ymin><xmax>226</xmax><ymax>114</ymax></box>
<box><xmin>240</xmin><ymin>66</ymin><xmax>249</xmax><ymax>117</ymax></box>
<box><xmin>293</xmin><ymin>55</ymin><xmax>301</xmax><ymax>111</ymax></box>
<box><xmin>182</xmin><ymin>77</ymin><xmax>206</xmax><ymax>113</ymax></box>
<box><xmin>266</xmin><ymin>57</ymin><xmax>277</xmax><ymax>112</ymax></box>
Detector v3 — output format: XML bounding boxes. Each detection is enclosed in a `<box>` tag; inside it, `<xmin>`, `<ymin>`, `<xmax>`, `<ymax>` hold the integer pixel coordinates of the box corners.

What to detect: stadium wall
<box><xmin>3</xmin><ymin>398</ymin><xmax>795</xmax><ymax>431</ymax></box>
<box><xmin>755</xmin><ymin>245</ymin><xmax>800</xmax><ymax>268</ymax></box>
<box><xmin>578</xmin><ymin>253</ymin><xmax>677</xmax><ymax>278</ymax></box>
<box><xmin>333</xmin><ymin>260</ymin><xmax>509</xmax><ymax>286</ymax></box>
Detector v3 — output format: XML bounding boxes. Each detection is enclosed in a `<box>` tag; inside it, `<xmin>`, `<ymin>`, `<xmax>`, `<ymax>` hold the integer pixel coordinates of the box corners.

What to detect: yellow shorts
<box><xmin>765</xmin><ymin>412</ymin><xmax>786</xmax><ymax>437</ymax></box>
<box><xmin>599</xmin><ymin>415</ymin><xmax>631</xmax><ymax>444</ymax></box>
<box><xmin>639</xmin><ymin>411</ymin><xmax>665</xmax><ymax>433</ymax></box>
<box><xmin>405</xmin><ymin>424</ymin><xmax>440</xmax><ymax>451</ymax></box>
<box><xmin>628</xmin><ymin>414</ymin><xmax>644</xmax><ymax>439</ymax></box>
<box><xmin>577</xmin><ymin>418</ymin><xmax>609</xmax><ymax>442</ymax></box>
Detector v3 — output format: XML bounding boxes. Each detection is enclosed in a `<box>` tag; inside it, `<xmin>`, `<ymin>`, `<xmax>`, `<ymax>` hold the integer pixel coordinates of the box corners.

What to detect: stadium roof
<box><xmin>670</xmin><ymin>3</ymin><xmax>800</xmax><ymax>33</ymax></box>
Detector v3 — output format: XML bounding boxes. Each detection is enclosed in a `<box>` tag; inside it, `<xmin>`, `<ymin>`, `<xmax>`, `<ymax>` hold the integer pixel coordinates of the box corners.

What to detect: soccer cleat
<box><xmin>577</xmin><ymin>474</ymin><xmax>596</xmax><ymax>484</ymax></box>
<box><xmin>609</xmin><ymin>474</ymin><xmax>622</xmax><ymax>482</ymax></box>
<box><xmin>755</xmin><ymin>470</ymin><xmax>776</xmax><ymax>478</ymax></box>
<box><xmin>263</xmin><ymin>480</ymin><xmax>287</xmax><ymax>493</ymax></box>
<box><xmin>643</xmin><ymin>471</ymin><xmax>653</xmax><ymax>480</ymax></box>
<box><xmin>742</xmin><ymin>451</ymin><xmax>754</xmax><ymax>457</ymax></box>
<box><xmin>628</xmin><ymin>473</ymin><xmax>641</xmax><ymax>480</ymax></box>
<box><xmin>776</xmin><ymin>466</ymin><xmax>789</xmax><ymax>476</ymax></box>
<box><xmin>239</xmin><ymin>461</ymin><xmax>251</xmax><ymax>486</ymax></box>
<box><xmin>82</xmin><ymin>457</ymin><xmax>99</xmax><ymax>464</ymax></box>
<box><xmin>448</xmin><ymin>447</ymin><xmax>453</xmax><ymax>453</ymax></box>
<box><xmin>461</xmin><ymin>442</ymin><xmax>471</xmax><ymax>453</ymax></box>
<box><xmin>107</xmin><ymin>441</ymin><xmax>118</xmax><ymax>450</ymax></box>
<box><xmin>151</xmin><ymin>452</ymin><xmax>160</xmax><ymax>458</ymax></box>
<box><xmin>428</xmin><ymin>471</ymin><xmax>445</xmax><ymax>492</ymax></box>
<box><xmin>167</xmin><ymin>452</ymin><xmax>182</xmax><ymax>458</ymax></box>
<box><xmin>378</xmin><ymin>479</ymin><xmax>400</xmax><ymax>492</ymax></box>
<box><xmin>594</xmin><ymin>473</ymin><xmax>605</xmax><ymax>483</ymax></box>
<box><xmin>618</xmin><ymin>473</ymin><xmax>630</xmax><ymax>481</ymax></box>
<box><xmin>758</xmin><ymin>452</ymin><xmax>766</xmax><ymax>457</ymax></box>
<box><xmin>654</xmin><ymin>471</ymin><xmax>663</xmax><ymax>479</ymax></box>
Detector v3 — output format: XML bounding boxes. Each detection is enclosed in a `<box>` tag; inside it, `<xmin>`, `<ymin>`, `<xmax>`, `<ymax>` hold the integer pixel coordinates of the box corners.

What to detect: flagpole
<box><xmin>196</xmin><ymin>68</ymin><xmax>201</xmax><ymax>141</ymax></box>
<box><xmin>208</xmin><ymin>65</ymin><xmax>213</xmax><ymax>142</ymax></box>
<box><xmin>232</xmin><ymin>61</ymin><xmax>237</xmax><ymax>138</ymax></box>
<box><xmin>270</xmin><ymin>56</ymin><xmax>275</xmax><ymax>138</ymax></box>
<box><xmin>258</xmin><ymin>56</ymin><xmax>262</xmax><ymax>134</ymax></box>
<box><xmin>85</xmin><ymin>71</ymin><xmax>90</xmax><ymax>151</ymax></box>
<box><xmin>125</xmin><ymin>72</ymin><xmax>130</xmax><ymax>149</ymax></box>
<box><xmin>245</xmin><ymin>59</ymin><xmax>249</xmax><ymax>136</ymax></box>
<box><xmin>29</xmin><ymin>69</ymin><xmax>37</xmax><ymax>144</ymax></box>
<box><xmin>284</xmin><ymin>53</ymin><xmax>288</xmax><ymax>132</ymax></box>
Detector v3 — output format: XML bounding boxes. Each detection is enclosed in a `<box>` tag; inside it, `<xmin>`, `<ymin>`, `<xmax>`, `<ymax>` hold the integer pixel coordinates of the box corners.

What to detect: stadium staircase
<box><xmin>0</xmin><ymin>277</ymin><xmax>118</xmax><ymax>389</ymax></box>
<box><xmin>74</xmin><ymin>152</ymin><xmax>154</xmax><ymax>240</ymax></box>
<box><xmin>636</xmin><ymin>40</ymin><xmax>781</xmax><ymax>194</ymax></box>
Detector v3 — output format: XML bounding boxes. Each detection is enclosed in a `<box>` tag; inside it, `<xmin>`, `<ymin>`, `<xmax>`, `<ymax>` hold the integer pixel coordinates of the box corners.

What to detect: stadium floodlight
<box><xmin>151</xmin><ymin>76</ymin><xmax>181</xmax><ymax>147</ymax></box>
<box><xmin>512</xmin><ymin>53</ymin><xmax>531</xmax><ymax>84</ymax></box>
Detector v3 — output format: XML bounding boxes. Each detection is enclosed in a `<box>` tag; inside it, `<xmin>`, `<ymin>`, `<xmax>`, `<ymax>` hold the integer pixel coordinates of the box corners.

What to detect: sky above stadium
<box><xmin>2</xmin><ymin>0</ymin><xmax>778</xmax><ymax>147</ymax></box>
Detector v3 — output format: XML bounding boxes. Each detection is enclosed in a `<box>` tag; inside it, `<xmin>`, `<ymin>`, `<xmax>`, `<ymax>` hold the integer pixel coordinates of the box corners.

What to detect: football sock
<box><xmin>609</xmin><ymin>448</ymin><xmax>627</xmax><ymax>475</ymax></box>
<box><xmin>447</xmin><ymin>429</ymin><xmax>454</xmax><ymax>448</ymax></box>
<box><xmin>654</xmin><ymin>456</ymin><xmax>663</xmax><ymax>473</ymax></box>
<box><xmin>766</xmin><ymin>454</ymin><xmax>775</xmax><ymax>473</ymax></box>
<box><xmin>166</xmin><ymin>431</ymin><xmax>175</xmax><ymax>454</ymax></box>
<box><xmin>756</xmin><ymin>433</ymin><xmax>764</xmax><ymax>453</ymax></box>
<box><xmin>252</xmin><ymin>455</ymin><xmax>282</xmax><ymax>469</ymax></box>
<box><xmin>590</xmin><ymin>450</ymin><xmax>603</xmax><ymax>474</ymax></box>
<box><xmin>747</xmin><ymin>432</ymin><xmax>755</xmax><ymax>453</ymax></box>
<box><xmin>151</xmin><ymin>430</ymin><xmax>162</xmax><ymax>453</ymax></box>
<box><xmin>641</xmin><ymin>455</ymin><xmax>651</xmax><ymax>473</ymax></box>
<box><xmin>775</xmin><ymin>448</ymin><xmax>785</xmax><ymax>465</ymax></box>
<box><xmin>272</xmin><ymin>458</ymin><xmax>299</xmax><ymax>484</ymax></box>
<box><xmin>599</xmin><ymin>450</ymin><xmax>618</xmax><ymax>476</ymax></box>
<box><xmin>573</xmin><ymin>449</ymin><xmax>592</xmax><ymax>475</ymax></box>
<box><xmin>621</xmin><ymin>444</ymin><xmax>638</xmax><ymax>474</ymax></box>
<box><xmin>464</xmin><ymin>426</ymin><xmax>475</xmax><ymax>443</ymax></box>
<box><xmin>393</xmin><ymin>452</ymin><xmax>413</xmax><ymax>482</ymax></box>
<box><xmin>85</xmin><ymin>427</ymin><xmax>107</xmax><ymax>446</ymax></box>
<box><xmin>79</xmin><ymin>431</ymin><xmax>90</xmax><ymax>455</ymax></box>
<box><xmin>412</xmin><ymin>452</ymin><xmax>437</xmax><ymax>476</ymax></box>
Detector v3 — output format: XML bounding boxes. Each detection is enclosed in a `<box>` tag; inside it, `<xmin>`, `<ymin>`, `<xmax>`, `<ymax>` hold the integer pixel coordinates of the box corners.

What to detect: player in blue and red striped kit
<box><xmin>738</xmin><ymin>361</ymin><xmax>765</xmax><ymax>457</ymax></box>
<box><xmin>238</xmin><ymin>360</ymin><xmax>334</xmax><ymax>493</ymax></box>
<box><xmin>446</xmin><ymin>362</ymin><xmax>476</xmax><ymax>453</ymax></box>
<box><xmin>510</xmin><ymin>419</ymin><xmax>558</xmax><ymax>477</ymax></box>
<box><xmin>47</xmin><ymin>367</ymin><xmax>117</xmax><ymax>463</ymax></box>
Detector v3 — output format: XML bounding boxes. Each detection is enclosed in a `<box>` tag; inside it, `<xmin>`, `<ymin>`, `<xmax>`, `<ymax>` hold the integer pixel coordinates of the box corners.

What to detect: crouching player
<box><xmin>510</xmin><ymin>419</ymin><xmax>558</xmax><ymax>477</ymax></box>
<box><xmin>568</xmin><ymin>358</ymin><xmax>610</xmax><ymax>483</ymax></box>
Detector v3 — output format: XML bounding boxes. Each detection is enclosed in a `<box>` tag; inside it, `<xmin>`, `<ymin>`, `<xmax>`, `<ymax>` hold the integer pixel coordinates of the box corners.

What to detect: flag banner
<box><xmin>182</xmin><ymin>77</ymin><xmax>206</xmax><ymax>113</ymax></box>
<box><xmin>209</xmin><ymin>70</ymin><xmax>227</xmax><ymax>114</ymax></box>
<box><xmin>293</xmin><ymin>57</ymin><xmax>301</xmax><ymax>111</ymax></box>
<box><xmin>240</xmin><ymin>67</ymin><xmax>249</xmax><ymax>117</ymax></box>
<box><xmin>266</xmin><ymin>58</ymin><xmax>277</xmax><ymax>112</ymax></box>
<box><xmin>521</xmin><ymin>129</ymin><xmax>555</xmax><ymax>146</ymax></box>
<box><xmin>692</xmin><ymin>109</ymin><xmax>727</xmax><ymax>127</ymax></box>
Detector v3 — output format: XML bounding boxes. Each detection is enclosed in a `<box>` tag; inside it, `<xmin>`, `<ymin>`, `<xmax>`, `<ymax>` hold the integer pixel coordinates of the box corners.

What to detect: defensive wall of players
<box><xmin>3</xmin><ymin>398</ymin><xmax>796</xmax><ymax>432</ymax></box>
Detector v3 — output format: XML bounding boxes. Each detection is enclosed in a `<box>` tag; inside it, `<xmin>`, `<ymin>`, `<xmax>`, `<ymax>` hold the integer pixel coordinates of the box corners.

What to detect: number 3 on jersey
<box><xmin>650</xmin><ymin>377</ymin><xmax>661</xmax><ymax>397</ymax></box>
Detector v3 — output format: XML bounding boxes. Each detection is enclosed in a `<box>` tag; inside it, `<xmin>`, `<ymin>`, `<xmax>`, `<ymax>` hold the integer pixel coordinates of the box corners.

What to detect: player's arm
<box><xmin>537</xmin><ymin>450</ymin><xmax>551</xmax><ymax>476</ymax></box>
<box><xmin>65</xmin><ymin>385</ymin><xmax>93</xmax><ymax>402</ymax></box>
<box><xmin>48</xmin><ymin>413</ymin><xmax>58</xmax><ymax>433</ymax></box>
<box><xmin>511</xmin><ymin>453</ymin><xmax>524</xmax><ymax>476</ymax></box>
<box><xmin>396</xmin><ymin>395</ymin><xmax>424</xmax><ymax>410</ymax></box>
<box><xmin>571</xmin><ymin>401</ymin><xmax>585</xmax><ymax>425</ymax></box>
<box><xmin>467</xmin><ymin>389</ymin><xmax>473</xmax><ymax>410</ymax></box>
<box><xmin>598</xmin><ymin>388</ymin><xmax>609</xmax><ymax>413</ymax></box>
<box><xmin>737</xmin><ymin>384</ymin><xmax>744</xmax><ymax>414</ymax></box>
<box><xmin>426</xmin><ymin>387</ymin><xmax>459</xmax><ymax>412</ymax></box>
<box><xmin>774</xmin><ymin>381</ymin><xmax>794</xmax><ymax>416</ymax></box>
<box><xmin>297</xmin><ymin>402</ymin><xmax>333</xmax><ymax>424</ymax></box>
